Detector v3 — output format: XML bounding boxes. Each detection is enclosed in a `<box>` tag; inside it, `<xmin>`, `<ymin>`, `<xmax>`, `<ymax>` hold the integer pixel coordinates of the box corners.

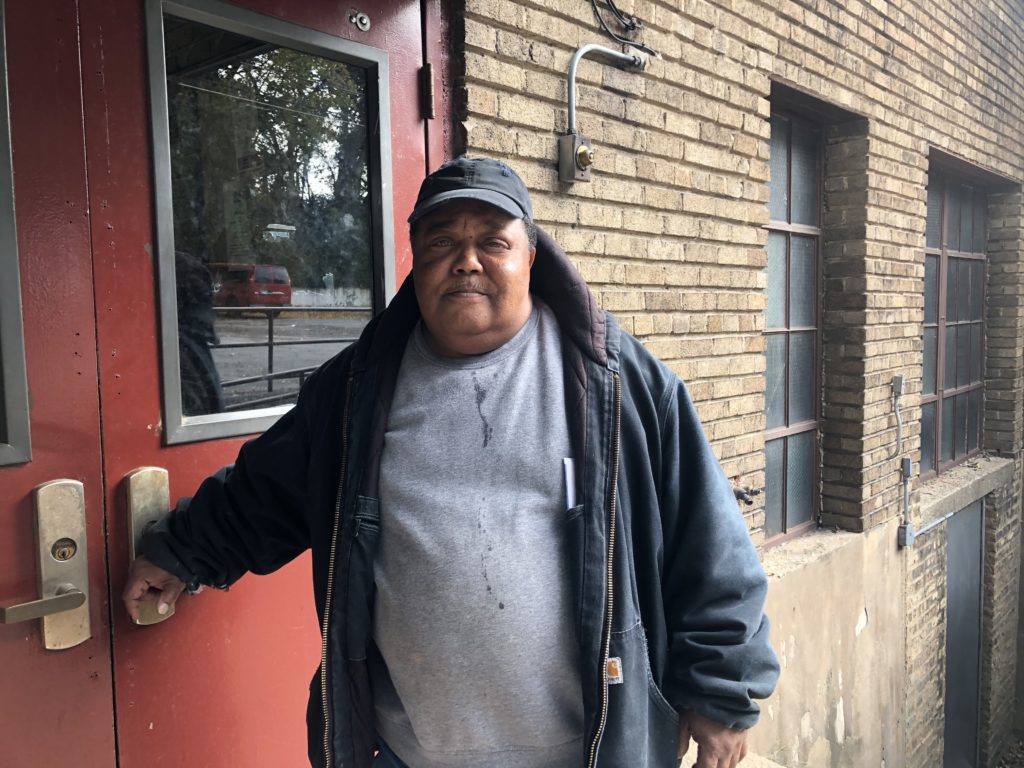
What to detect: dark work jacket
<box><xmin>141</xmin><ymin>229</ymin><xmax>780</xmax><ymax>768</ymax></box>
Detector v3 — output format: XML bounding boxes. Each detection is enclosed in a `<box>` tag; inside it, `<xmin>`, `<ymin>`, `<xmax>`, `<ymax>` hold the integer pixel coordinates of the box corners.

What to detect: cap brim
<box><xmin>407</xmin><ymin>189</ymin><xmax>527</xmax><ymax>224</ymax></box>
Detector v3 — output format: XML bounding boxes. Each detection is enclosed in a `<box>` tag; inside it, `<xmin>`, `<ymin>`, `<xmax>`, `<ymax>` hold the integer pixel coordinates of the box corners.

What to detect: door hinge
<box><xmin>420</xmin><ymin>62</ymin><xmax>436</xmax><ymax>120</ymax></box>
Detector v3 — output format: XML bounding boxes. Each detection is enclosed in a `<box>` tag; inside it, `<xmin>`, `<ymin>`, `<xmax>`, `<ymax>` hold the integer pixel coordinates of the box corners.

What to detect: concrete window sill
<box><xmin>760</xmin><ymin>526</ymin><xmax>861</xmax><ymax>580</ymax></box>
<box><xmin>918</xmin><ymin>454</ymin><xmax>1014</xmax><ymax>527</ymax></box>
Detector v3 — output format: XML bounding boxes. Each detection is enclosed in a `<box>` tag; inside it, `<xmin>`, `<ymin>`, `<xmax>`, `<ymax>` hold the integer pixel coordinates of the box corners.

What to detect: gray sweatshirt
<box><xmin>371</xmin><ymin>301</ymin><xmax>585</xmax><ymax>767</ymax></box>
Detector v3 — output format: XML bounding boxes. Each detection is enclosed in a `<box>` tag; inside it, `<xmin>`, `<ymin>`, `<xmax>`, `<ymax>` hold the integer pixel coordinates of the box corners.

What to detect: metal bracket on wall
<box><xmin>558</xmin><ymin>43</ymin><xmax>645</xmax><ymax>183</ymax></box>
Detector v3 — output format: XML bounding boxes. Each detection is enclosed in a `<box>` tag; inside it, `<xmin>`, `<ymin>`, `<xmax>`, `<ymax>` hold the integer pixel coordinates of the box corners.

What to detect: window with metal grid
<box><xmin>921</xmin><ymin>173</ymin><xmax>986</xmax><ymax>477</ymax></box>
<box><xmin>763</xmin><ymin>112</ymin><xmax>822</xmax><ymax>541</ymax></box>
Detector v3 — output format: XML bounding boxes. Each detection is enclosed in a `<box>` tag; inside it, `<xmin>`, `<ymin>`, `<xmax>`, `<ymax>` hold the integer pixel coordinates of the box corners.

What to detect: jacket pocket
<box><xmin>597</xmin><ymin>622</ymin><xmax>679</xmax><ymax>768</ymax></box>
<box><xmin>346</xmin><ymin>496</ymin><xmax>382</xmax><ymax>767</ymax></box>
<box><xmin>565</xmin><ymin>503</ymin><xmax>585</xmax><ymax>632</ymax></box>
<box><xmin>346</xmin><ymin>495</ymin><xmax>381</xmax><ymax>660</ymax></box>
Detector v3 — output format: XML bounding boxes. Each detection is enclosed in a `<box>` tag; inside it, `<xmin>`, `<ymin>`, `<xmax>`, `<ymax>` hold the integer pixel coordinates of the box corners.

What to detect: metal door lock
<box><xmin>0</xmin><ymin>480</ymin><xmax>91</xmax><ymax>649</ymax></box>
<box><xmin>125</xmin><ymin>467</ymin><xmax>174</xmax><ymax>625</ymax></box>
<box><xmin>349</xmin><ymin>11</ymin><xmax>371</xmax><ymax>32</ymax></box>
<box><xmin>51</xmin><ymin>538</ymin><xmax>77</xmax><ymax>561</ymax></box>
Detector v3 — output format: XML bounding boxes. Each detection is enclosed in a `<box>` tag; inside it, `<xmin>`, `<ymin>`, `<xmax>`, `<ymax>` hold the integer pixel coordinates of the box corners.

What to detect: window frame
<box><xmin>920</xmin><ymin>172</ymin><xmax>987</xmax><ymax>478</ymax></box>
<box><xmin>0</xmin><ymin>0</ymin><xmax>31</xmax><ymax>466</ymax></box>
<box><xmin>763</xmin><ymin>110</ymin><xmax>824</xmax><ymax>545</ymax></box>
<box><xmin>145</xmin><ymin>0</ymin><xmax>396</xmax><ymax>444</ymax></box>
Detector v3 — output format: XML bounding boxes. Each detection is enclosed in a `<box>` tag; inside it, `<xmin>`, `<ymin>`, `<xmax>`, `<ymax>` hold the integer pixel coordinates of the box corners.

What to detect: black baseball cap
<box><xmin>407</xmin><ymin>156</ymin><xmax>533</xmax><ymax>225</ymax></box>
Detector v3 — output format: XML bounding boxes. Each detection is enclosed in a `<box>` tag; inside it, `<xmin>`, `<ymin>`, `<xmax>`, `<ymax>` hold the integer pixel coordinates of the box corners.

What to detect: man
<box><xmin>124</xmin><ymin>156</ymin><xmax>779</xmax><ymax>768</ymax></box>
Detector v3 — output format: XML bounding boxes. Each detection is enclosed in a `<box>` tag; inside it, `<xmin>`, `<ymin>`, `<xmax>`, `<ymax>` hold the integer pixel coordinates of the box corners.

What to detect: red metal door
<box><xmin>0</xmin><ymin>3</ymin><xmax>117</xmax><ymax>764</ymax></box>
<box><xmin>0</xmin><ymin>0</ymin><xmax>443</xmax><ymax>765</ymax></box>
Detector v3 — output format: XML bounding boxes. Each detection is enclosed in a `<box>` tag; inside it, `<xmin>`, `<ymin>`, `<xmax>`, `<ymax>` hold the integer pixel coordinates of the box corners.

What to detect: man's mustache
<box><xmin>444</xmin><ymin>281</ymin><xmax>489</xmax><ymax>294</ymax></box>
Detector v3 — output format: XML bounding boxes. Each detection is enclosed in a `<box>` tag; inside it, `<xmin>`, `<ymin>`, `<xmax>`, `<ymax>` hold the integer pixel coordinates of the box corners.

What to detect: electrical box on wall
<box><xmin>558</xmin><ymin>43</ymin><xmax>644</xmax><ymax>185</ymax></box>
<box><xmin>558</xmin><ymin>134</ymin><xmax>595</xmax><ymax>182</ymax></box>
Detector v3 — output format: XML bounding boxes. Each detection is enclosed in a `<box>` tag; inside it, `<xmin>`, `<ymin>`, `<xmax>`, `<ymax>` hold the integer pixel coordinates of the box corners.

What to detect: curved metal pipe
<box><xmin>566</xmin><ymin>43</ymin><xmax>644</xmax><ymax>134</ymax></box>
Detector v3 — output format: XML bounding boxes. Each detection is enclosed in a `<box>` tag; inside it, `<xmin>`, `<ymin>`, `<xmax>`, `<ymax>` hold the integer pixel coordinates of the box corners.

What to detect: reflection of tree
<box><xmin>168</xmin><ymin>45</ymin><xmax>371</xmax><ymax>293</ymax></box>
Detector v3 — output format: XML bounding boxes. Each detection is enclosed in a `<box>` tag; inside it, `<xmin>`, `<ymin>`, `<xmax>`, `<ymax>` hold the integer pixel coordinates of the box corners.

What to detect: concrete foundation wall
<box><xmin>751</xmin><ymin>523</ymin><xmax>905</xmax><ymax>767</ymax></box>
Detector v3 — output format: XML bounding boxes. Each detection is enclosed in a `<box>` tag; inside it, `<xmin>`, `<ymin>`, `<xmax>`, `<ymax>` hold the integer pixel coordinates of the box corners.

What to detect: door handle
<box><xmin>124</xmin><ymin>467</ymin><xmax>174</xmax><ymax>625</ymax></box>
<box><xmin>1</xmin><ymin>584</ymin><xmax>86</xmax><ymax>624</ymax></box>
<box><xmin>0</xmin><ymin>480</ymin><xmax>92</xmax><ymax>649</ymax></box>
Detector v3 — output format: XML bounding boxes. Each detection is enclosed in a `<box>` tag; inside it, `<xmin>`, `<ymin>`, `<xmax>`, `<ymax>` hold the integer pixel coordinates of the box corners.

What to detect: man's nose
<box><xmin>452</xmin><ymin>243</ymin><xmax>483</xmax><ymax>273</ymax></box>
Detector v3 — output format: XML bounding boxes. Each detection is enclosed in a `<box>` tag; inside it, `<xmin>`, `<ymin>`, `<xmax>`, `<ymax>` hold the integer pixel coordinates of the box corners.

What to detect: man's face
<box><xmin>412</xmin><ymin>199</ymin><xmax>536</xmax><ymax>357</ymax></box>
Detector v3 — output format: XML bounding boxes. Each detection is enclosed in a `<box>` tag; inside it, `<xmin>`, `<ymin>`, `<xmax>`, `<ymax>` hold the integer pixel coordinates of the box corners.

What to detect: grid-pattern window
<box><xmin>764</xmin><ymin>112</ymin><xmax>822</xmax><ymax>540</ymax></box>
<box><xmin>921</xmin><ymin>173</ymin><xmax>986</xmax><ymax>476</ymax></box>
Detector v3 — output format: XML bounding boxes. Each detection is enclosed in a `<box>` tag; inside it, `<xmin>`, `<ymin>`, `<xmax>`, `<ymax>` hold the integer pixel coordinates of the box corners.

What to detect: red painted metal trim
<box><xmin>0</xmin><ymin>2</ymin><xmax>115</xmax><ymax>764</ymax></box>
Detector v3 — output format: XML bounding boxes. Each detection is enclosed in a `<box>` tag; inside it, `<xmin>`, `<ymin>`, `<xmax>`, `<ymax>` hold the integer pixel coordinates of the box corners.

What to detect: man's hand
<box><xmin>122</xmin><ymin>556</ymin><xmax>186</xmax><ymax>622</ymax></box>
<box><xmin>678</xmin><ymin>710</ymin><xmax>748</xmax><ymax>768</ymax></box>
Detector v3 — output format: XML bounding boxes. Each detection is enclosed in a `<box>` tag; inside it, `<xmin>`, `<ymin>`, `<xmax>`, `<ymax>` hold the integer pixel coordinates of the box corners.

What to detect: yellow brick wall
<box><xmin>449</xmin><ymin>0</ymin><xmax>1024</xmax><ymax>764</ymax></box>
<box><xmin>453</xmin><ymin>0</ymin><xmax>1024</xmax><ymax>534</ymax></box>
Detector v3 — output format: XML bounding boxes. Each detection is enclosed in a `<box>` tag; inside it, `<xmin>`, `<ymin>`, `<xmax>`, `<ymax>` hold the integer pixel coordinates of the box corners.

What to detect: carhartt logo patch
<box><xmin>607</xmin><ymin>657</ymin><xmax>623</xmax><ymax>685</ymax></box>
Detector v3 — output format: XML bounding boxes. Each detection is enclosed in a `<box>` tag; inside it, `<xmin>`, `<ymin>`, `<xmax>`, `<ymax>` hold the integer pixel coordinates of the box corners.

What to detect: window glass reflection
<box><xmin>786</xmin><ymin>432</ymin><xmax>815</xmax><ymax>528</ymax></box>
<box><xmin>765</xmin><ymin>233</ymin><xmax>786</xmax><ymax>329</ymax></box>
<box><xmin>764</xmin><ymin>438</ymin><xmax>784</xmax><ymax>538</ymax></box>
<box><xmin>768</xmin><ymin>115</ymin><xmax>789</xmax><ymax>222</ymax></box>
<box><xmin>925</xmin><ymin>180</ymin><xmax>941</xmax><ymax>249</ymax></box>
<box><xmin>165</xmin><ymin>15</ymin><xmax>374</xmax><ymax>415</ymax></box>
<box><xmin>921</xmin><ymin>401</ymin><xmax>935</xmax><ymax>476</ymax></box>
<box><xmin>765</xmin><ymin>334</ymin><xmax>786</xmax><ymax>430</ymax></box>
<box><xmin>790</xmin><ymin>122</ymin><xmax>819</xmax><ymax>226</ymax></box>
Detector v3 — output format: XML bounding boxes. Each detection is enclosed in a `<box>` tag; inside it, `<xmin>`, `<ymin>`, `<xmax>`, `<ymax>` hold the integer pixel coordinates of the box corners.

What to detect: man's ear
<box><xmin>529</xmin><ymin>247</ymin><xmax>537</xmax><ymax>267</ymax></box>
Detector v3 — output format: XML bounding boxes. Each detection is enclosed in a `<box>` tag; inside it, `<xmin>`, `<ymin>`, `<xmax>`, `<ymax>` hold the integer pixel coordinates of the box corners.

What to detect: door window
<box><xmin>148</xmin><ymin>0</ymin><xmax>394</xmax><ymax>442</ymax></box>
<box><xmin>0</xmin><ymin>1</ymin><xmax>29</xmax><ymax>466</ymax></box>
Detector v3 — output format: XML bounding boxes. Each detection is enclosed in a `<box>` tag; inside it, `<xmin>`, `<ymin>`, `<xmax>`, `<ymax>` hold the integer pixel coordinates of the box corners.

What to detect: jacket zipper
<box><xmin>322</xmin><ymin>372</ymin><xmax>355</xmax><ymax>768</ymax></box>
<box><xmin>586</xmin><ymin>372</ymin><xmax>622</xmax><ymax>768</ymax></box>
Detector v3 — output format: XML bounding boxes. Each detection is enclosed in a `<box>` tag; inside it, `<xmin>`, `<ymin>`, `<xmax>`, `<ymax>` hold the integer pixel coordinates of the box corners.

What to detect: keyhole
<box><xmin>51</xmin><ymin>538</ymin><xmax>78</xmax><ymax>561</ymax></box>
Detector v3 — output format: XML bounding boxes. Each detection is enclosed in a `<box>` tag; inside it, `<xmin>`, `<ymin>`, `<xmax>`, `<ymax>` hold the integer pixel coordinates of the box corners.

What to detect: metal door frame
<box><xmin>145</xmin><ymin>0</ymin><xmax>395</xmax><ymax>444</ymax></box>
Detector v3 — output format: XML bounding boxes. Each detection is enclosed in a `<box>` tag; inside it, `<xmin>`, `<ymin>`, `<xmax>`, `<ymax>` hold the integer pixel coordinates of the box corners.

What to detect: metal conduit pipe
<box><xmin>559</xmin><ymin>44</ymin><xmax>645</xmax><ymax>183</ymax></box>
<box><xmin>566</xmin><ymin>43</ymin><xmax>644</xmax><ymax>134</ymax></box>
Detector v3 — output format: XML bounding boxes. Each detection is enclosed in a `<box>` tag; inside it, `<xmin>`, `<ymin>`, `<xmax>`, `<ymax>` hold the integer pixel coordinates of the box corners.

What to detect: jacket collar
<box><xmin>353</xmin><ymin>226</ymin><xmax>610</xmax><ymax>370</ymax></box>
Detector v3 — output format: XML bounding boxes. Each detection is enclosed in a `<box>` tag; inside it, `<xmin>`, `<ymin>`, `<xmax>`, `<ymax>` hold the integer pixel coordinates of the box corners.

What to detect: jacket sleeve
<box><xmin>138</xmin><ymin>386</ymin><xmax>316</xmax><ymax>590</ymax></box>
<box><xmin>656</xmin><ymin>376</ymin><xmax>780</xmax><ymax>730</ymax></box>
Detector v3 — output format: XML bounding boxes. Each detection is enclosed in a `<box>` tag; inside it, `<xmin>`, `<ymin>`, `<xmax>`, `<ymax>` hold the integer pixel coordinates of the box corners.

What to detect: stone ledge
<box><xmin>918</xmin><ymin>454</ymin><xmax>1015</xmax><ymax>526</ymax></box>
<box><xmin>760</xmin><ymin>527</ymin><xmax>862</xmax><ymax>580</ymax></box>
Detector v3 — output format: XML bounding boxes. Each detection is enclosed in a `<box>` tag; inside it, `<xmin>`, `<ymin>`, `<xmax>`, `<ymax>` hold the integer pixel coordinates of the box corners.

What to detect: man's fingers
<box><xmin>156</xmin><ymin>580</ymin><xmax>185</xmax><ymax>615</ymax></box>
<box><xmin>678</xmin><ymin>720</ymin><xmax>692</xmax><ymax>759</ymax></box>
<box><xmin>122</xmin><ymin>574</ymin><xmax>153</xmax><ymax>622</ymax></box>
<box><xmin>693</xmin><ymin>742</ymin><xmax>719</xmax><ymax>768</ymax></box>
<box><xmin>701</xmin><ymin>741</ymin><xmax>743</xmax><ymax>768</ymax></box>
<box><xmin>683</xmin><ymin>710</ymin><xmax>747</xmax><ymax>768</ymax></box>
<box><xmin>121</xmin><ymin>557</ymin><xmax>187</xmax><ymax>622</ymax></box>
<box><xmin>693</xmin><ymin>745</ymin><xmax>740</xmax><ymax>768</ymax></box>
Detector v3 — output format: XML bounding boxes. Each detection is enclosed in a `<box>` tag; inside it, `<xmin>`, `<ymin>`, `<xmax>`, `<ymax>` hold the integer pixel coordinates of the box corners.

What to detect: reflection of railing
<box><xmin>220</xmin><ymin>366</ymin><xmax>318</xmax><ymax>411</ymax></box>
<box><xmin>213</xmin><ymin>306</ymin><xmax>370</xmax><ymax>405</ymax></box>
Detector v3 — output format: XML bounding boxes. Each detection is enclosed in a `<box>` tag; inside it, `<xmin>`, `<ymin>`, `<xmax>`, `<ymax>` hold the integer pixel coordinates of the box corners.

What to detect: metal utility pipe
<box><xmin>566</xmin><ymin>43</ymin><xmax>644</xmax><ymax>134</ymax></box>
<box><xmin>886</xmin><ymin>375</ymin><xmax>905</xmax><ymax>460</ymax></box>
<box><xmin>901</xmin><ymin>458</ymin><xmax>912</xmax><ymax>526</ymax></box>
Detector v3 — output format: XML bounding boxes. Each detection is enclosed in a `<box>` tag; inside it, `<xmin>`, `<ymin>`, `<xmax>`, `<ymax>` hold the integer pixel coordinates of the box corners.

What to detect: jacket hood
<box><xmin>357</xmin><ymin>226</ymin><xmax>609</xmax><ymax>369</ymax></box>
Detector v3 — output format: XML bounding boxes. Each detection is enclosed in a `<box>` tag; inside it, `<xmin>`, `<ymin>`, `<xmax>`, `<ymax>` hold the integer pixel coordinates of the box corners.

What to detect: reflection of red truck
<box><xmin>209</xmin><ymin>263</ymin><xmax>291</xmax><ymax>307</ymax></box>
